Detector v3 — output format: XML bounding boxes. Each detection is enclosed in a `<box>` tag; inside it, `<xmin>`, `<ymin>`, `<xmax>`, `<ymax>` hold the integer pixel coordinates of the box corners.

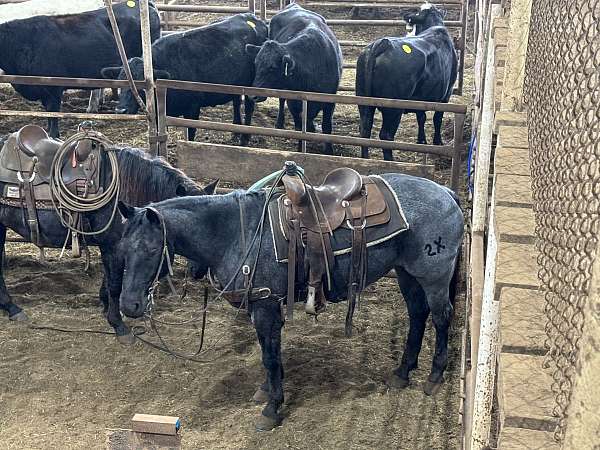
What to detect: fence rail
<box><xmin>154</xmin><ymin>79</ymin><xmax>466</xmax><ymax>191</ymax></box>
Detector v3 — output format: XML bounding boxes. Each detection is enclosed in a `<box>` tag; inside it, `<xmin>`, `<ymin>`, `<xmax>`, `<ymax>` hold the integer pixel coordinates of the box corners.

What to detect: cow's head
<box><xmin>101</xmin><ymin>57</ymin><xmax>171</xmax><ymax>114</ymax></box>
<box><xmin>404</xmin><ymin>3</ymin><xmax>445</xmax><ymax>35</ymax></box>
<box><xmin>245</xmin><ymin>40</ymin><xmax>294</xmax><ymax>102</ymax></box>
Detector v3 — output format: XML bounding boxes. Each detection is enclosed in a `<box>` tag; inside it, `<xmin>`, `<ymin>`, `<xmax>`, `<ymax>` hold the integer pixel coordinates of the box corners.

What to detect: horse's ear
<box><xmin>176</xmin><ymin>184</ymin><xmax>187</xmax><ymax>196</ymax></box>
<box><xmin>118</xmin><ymin>201</ymin><xmax>136</xmax><ymax>219</ymax></box>
<box><xmin>202</xmin><ymin>179</ymin><xmax>219</xmax><ymax>195</ymax></box>
<box><xmin>144</xmin><ymin>208</ymin><xmax>161</xmax><ymax>226</ymax></box>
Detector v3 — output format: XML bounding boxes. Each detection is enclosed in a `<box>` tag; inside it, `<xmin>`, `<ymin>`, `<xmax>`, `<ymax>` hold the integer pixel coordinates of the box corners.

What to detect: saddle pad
<box><xmin>268</xmin><ymin>175</ymin><xmax>409</xmax><ymax>263</ymax></box>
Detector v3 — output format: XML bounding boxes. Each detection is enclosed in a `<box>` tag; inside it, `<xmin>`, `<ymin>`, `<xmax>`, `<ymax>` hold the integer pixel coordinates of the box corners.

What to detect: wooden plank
<box><xmin>176</xmin><ymin>141</ymin><xmax>434</xmax><ymax>187</ymax></box>
<box><xmin>493</xmin><ymin>111</ymin><xmax>527</xmax><ymax>133</ymax></box>
<box><xmin>0</xmin><ymin>74</ymin><xmax>146</xmax><ymax>89</ymax></box>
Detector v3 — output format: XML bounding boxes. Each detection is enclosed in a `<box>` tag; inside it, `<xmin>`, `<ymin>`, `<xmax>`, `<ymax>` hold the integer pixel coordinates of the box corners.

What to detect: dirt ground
<box><xmin>0</xmin><ymin>1</ymin><xmax>472</xmax><ymax>449</ymax></box>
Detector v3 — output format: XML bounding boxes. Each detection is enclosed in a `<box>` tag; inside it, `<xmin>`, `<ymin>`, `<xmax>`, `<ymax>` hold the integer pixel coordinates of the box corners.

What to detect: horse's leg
<box><xmin>433</xmin><ymin>111</ymin><xmax>444</xmax><ymax>145</ymax></box>
<box><xmin>240</xmin><ymin>96</ymin><xmax>255</xmax><ymax>146</ymax></box>
<box><xmin>388</xmin><ymin>266</ymin><xmax>430</xmax><ymax>389</ymax></box>
<box><xmin>321</xmin><ymin>102</ymin><xmax>335</xmax><ymax>155</ymax></box>
<box><xmin>0</xmin><ymin>225</ymin><xmax>27</xmax><ymax>321</ymax></box>
<box><xmin>379</xmin><ymin>108</ymin><xmax>402</xmax><ymax>161</ymax></box>
<box><xmin>421</xmin><ymin>278</ymin><xmax>453</xmax><ymax>395</ymax></box>
<box><xmin>251</xmin><ymin>298</ymin><xmax>284</xmax><ymax>431</ymax></box>
<box><xmin>99</xmin><ymin>248</ymin><xmax>134</xmax><ymax>345</ymax></box>
<box><xmin>275</xmin><ymin>98</ymin><xmax>286</xmax><ymax>129</ymax></box>
<box><xmin>359</xmin><ymin>105</ymin><xmax>375</xmax><ymax>159</ymax></box>
<box><xmin>99</xmin><ymin>274</ymin><xmax>109</xmax><ymax>314</ymax></box>
<box><xmin>416</xmin><ymin>111</ymin><xmax>427</xmax><ymax>144</ymax></box>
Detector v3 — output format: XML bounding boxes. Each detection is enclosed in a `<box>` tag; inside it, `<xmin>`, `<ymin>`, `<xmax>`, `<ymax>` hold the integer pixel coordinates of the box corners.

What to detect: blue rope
<box><xmin>466</xmin><ymin>132</ymin><xmax>477</xmax><ymax>194</ymax></box>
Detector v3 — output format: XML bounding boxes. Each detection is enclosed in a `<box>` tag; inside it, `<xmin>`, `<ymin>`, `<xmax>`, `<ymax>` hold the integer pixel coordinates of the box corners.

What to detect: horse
<box><xmin>0</xmin><ymin>143</ymin><xmax>218</xmax><ymax>344</ymax></box>
<box><xmin>116</xmin><ymin>172</ymin><xmax>463</xmax><ymax>431</ymax></box>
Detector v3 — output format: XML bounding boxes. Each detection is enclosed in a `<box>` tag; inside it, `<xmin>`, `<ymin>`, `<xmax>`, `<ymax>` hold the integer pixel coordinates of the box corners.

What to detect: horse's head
<box><xmin>117</xmin><ymin>203</ymin><xmax>170</xmax><ymax>318</ymax></box>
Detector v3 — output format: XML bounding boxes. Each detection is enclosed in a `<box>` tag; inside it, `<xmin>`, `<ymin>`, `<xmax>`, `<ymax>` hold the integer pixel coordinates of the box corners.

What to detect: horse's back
<box><xmin>381</xmin><ymin>173</ymin><xmax>463</xmax><ymax>280</ymax></box>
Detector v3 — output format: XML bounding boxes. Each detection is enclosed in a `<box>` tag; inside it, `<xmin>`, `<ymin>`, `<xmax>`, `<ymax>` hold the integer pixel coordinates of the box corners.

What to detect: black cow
<box><xmin>0</xmin><ymin>2</ymin><xmax>160</xmax><ymax>138</ymax></box>
<box><xmin>356</xmin><ymin>3</ymin><xmax>457</xmax><ymax>160</ymax></box>
<box><xmin>245</xmin><ymin>4</ymin><xmax>343</xmax><ymax>155</ymax></box>
<box><xmin>102</xmin><ymin>13</ymin><xmax>268</xmax><ymax>144</ymax></box>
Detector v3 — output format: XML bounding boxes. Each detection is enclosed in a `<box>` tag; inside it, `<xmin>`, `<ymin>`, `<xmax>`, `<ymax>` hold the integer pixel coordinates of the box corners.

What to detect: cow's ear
<box><xmin>202</xmin><ymin>179</ymin><xmax>219</xmax><ymax>195</ymax></box>
<box><xmin>101</xmin><ymin>67</ymin><xmax>122</xmax><ymax>79</ymax></box>
<box><xmin>118</xmin><ymin>201</ymin><xmax>136</xmax><ymax>219</ymax></box>
<box><xmin>154</xmin><ymin>69</ymin><xmax>171</xmax><ymax>80</ymax></box>
<box><xmin>282</xmin><ymin>54</ymin><xmax>295</xmax><ymax>77</ymax></box>
<box><xmin>245</xmin><ymin>43</ymin><xmax>261</xmax><ymax>58</ymax></box>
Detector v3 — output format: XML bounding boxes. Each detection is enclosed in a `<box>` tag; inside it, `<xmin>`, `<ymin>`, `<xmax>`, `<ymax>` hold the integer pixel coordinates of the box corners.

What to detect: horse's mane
<box><xmin>115</xmin><ymin>147</ymin><xmax>202</xmax><ymax>206</ymax></box>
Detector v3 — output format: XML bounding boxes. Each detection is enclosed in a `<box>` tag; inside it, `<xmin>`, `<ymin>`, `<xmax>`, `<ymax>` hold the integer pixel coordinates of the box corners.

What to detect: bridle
<box><xmin>145</xmin><ymin>205</ymin><xmax>177</xmax><ymax>315</ymax></box>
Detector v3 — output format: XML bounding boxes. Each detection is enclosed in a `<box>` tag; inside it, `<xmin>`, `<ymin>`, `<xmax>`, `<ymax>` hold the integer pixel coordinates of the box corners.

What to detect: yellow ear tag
<box><xmin>246</xmin><ymin>20</ymin><xmax>256</xmax><ymax>29</ymax></box>
<box><xmin>126</xmin><ymin>1</ymin><xmax>136</xmax><ymax>7</ymax></box>
<box><xmin>402</xmin><ymin>44</ymin><xmax>412</xmax><ymax>54</ymax></box>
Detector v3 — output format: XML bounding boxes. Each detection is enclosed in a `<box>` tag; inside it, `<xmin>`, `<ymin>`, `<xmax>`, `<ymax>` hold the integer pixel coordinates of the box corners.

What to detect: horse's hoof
<box><xmin>423</xmin><ymin>379</ymin><xmax>444</xmax><ymax>396</ymax></box>
<box><xmin>252</xmin><ymin>388</ymin><xmax>270</xmax><ymax>404</ymax></box>
<box><xmin>9</xmin><ymin>311</ymin><xmax>29</xmax><ymax>322</ymax></box>
<box><xmin>116</xmin><ymin>333</ymin><xmax>136</xmax><ymax>346</ymax></box>
<box><xmin>255</xmin><ymin>414</ymin><xmax>279</xmax><ymax>432</ymax></box>
<box><xmin>386</xmin><ymin>373</ymin><xmax>409</xmax><ymax>390</ymax></box>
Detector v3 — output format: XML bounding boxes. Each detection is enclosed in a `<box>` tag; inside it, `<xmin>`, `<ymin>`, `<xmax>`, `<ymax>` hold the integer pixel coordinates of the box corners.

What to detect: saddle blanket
<box><xmin>268</xmin><ymin>175</ymin><xmax>409</xmax><ymax>264</ymax></box>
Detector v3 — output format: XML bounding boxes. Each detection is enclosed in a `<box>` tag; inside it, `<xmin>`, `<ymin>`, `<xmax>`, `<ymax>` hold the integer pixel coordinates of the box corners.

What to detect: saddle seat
<box><xmin>282</xmin><ymin>166</ymin><xmax>388</xmax><ymax>233</ymax></box>
<box><xmin>0</xmin><ymin>125</ymin><xmax>101</xmax><ymax>199</ymax></box>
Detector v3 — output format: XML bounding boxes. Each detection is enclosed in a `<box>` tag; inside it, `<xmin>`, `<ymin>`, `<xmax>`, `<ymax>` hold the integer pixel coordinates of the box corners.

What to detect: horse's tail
<box><xmin>363</xmin><ymin>38</ymin><xmax>392</xmax><ymax>98</ymax></box>
<box><xmin>447</xmin><ymin>187</ymin><xmax>462</xmax><ymax>306</ymax></box>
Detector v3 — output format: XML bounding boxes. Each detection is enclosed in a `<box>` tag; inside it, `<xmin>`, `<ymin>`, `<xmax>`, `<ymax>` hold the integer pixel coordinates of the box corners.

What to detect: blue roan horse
<box><xmin>0</xmin><ymin>141</ymin><xmax>217</xmax><ymax>341</ymax></box>
<box><xmin>116</xmin><ymin>172</ymin><xmax>463</xmax><ymax>431</ymax></box>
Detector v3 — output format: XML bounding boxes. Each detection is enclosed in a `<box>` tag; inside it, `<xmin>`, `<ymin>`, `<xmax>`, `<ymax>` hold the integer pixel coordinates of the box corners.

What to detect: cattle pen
<box><xmin>3</xmin><ymin>0</ymin><xmax>598</xmax><ymax>449</ymax></box>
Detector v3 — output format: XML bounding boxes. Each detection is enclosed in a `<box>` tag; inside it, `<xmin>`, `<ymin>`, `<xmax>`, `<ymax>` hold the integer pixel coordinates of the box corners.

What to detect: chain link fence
<box><xmin>524</xmin><ymin>0</ymin><xmax>600</xmax><ymax>442</ymax></box>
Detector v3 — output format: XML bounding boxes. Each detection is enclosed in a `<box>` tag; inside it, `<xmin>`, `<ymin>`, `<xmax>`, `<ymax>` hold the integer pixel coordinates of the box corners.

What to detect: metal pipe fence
<box><xmin>154</xmin><ymin>79</ymin><xmax>467</xmax><ymax>191</ymax></box>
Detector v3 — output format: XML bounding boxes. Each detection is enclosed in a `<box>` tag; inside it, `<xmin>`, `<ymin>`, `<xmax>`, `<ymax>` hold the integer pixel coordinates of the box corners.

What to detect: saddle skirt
<box><xmin>0</xmin><ymin>125</ymin><xmax>102</xmax><ymax>203</ymax></box>
<box><xmin>268</xmin><ymin>174</ymin><xmax>409</xmax><ymax>266</ymax></box>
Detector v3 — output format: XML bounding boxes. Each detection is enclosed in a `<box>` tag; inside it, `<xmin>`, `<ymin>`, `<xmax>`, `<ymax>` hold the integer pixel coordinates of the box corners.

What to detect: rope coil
<box><xmin>49</xmin><ymin>130</ymin><xmax>120</xmax><ymax>236</ymax></box>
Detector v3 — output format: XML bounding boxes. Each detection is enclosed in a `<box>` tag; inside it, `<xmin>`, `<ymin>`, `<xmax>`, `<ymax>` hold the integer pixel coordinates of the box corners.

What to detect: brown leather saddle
<box><xmin>278</xmin><ymin>161</ymin><xmax>398</xmax><ymax>336</ymax></box>
<box><xmin>0</xmin><ymin>125</ymin><xmax>103</xmax><ymax>248</ymax></box>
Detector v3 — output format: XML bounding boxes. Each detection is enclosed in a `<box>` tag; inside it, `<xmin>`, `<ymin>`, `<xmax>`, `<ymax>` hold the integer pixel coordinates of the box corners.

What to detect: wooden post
<box><xmin>140</xmin><ymin>0</ymin><xmax>159</xmax><ymax>156</ymax></box>
<box><xmin>457</xmin><ymin>0</ymin><xmax>468</xmax><ymax>95</ymax></box>
<box><xmin>248</xmin><ymin>0</ymin><xmax>256</xmax><ymax>14</ymax></box>
<box><xmin>451</xmin><ymin>112</ymin><xmax>465</xmax><ymax>192</ymax></box>
<box><xmin>301</xmin><ymin>99</ymin><xmax>308</xmax><ymax>153</ymax></box>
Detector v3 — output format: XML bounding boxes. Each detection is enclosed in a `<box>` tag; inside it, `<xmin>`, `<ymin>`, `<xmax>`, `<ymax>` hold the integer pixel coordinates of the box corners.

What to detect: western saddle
<box><xmin>280</xmin><ymin>161</ymin><xmax>390</xmax><ymax>336</ymax></box>
<box><xmin>0</xmin><ymin>124</ymin><xmax>102</xmax><ymax>253</ymax></box>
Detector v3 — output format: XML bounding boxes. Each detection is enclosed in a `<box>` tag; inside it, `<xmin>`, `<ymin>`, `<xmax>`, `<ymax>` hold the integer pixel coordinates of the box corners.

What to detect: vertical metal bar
<box><xmin>248</xmin><ymin>0</ymin><xmax>255</xmax><ymax>15</ymax></box>
<box><xmin>259</xmin><ymin>0</ymin><xmax>266</xmax><ymax>20</ymax></box>
<box><xmin>458</xmin><ymin>0</ymin><xmax>468</xmax><ymax>95</ymax></box>
<box><xmin>301</xmin><ymin>99</ymin><xmax>308</xmax><ymax>153</ymax></box>
<box><xmin>451</xmin><ymin>112</ymin><xmax>465</xmax><ymax>192</ymax></box>
<box><xmin>156</xmin><ymin>86</ymin><xmax>168</xmax><ymax>157</ymax></box>
<box><xmin>140</xmin><ymin>0</ymin><xmax>159</xmax><ymax>156</ymax></box>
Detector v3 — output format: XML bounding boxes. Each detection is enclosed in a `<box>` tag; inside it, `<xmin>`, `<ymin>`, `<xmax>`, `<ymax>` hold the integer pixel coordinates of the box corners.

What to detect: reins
<box><xmin>137</xmin><ymin>176</ymin><xmax>286</xmax><ymax>361</ymax></box>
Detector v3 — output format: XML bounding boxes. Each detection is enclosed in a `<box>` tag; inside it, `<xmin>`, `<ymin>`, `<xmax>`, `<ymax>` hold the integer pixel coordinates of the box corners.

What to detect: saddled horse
<box><xmin>0</xmin><ymin>133</ymin><xmax>217</xmax><ymax>343</ymax></box>
<box><xmin>115</xmin><ymin>171</ymin><xmax>463</xmax><ymax>431</ymax></box>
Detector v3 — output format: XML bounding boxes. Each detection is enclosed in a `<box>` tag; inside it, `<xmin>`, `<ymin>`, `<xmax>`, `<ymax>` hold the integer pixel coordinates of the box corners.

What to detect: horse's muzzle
<box><xmin>120</xmin><ymin>297</ymin><xmax>145</xmax><ymax>318</ymax></box>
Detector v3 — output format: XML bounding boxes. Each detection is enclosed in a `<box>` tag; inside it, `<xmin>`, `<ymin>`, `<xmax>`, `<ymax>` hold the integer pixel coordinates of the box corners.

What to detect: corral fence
<box><xmin>154</xmin><ymin>78</ymin><xmax>466</xmax><ymax>191</ymax></box>
<box><xmin>157</xmin><ymin>0</ymin><xmax>469</xmax><ymax>94</ymax></box>
<box><xmin>524</xmin><ymin>0</ymin><xmax>600</xmax><ymax>446</ymax></box>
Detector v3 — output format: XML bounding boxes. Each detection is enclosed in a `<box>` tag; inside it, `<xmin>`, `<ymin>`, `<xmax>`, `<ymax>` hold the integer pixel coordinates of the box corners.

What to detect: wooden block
<box><xmin>131</xmin><ymin>414</ymin><xmax>180</xmax><ymax>436</ymax></box>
